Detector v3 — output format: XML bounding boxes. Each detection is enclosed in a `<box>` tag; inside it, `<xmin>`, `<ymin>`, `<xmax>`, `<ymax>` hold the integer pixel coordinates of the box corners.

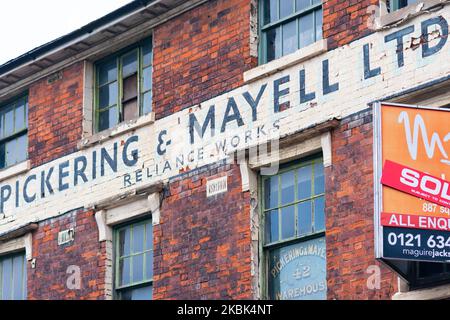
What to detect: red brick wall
<box><xmin>323</xmin><ymin>0</ymin><xmax>378</xmax><ymax>49</ymax></box>
<box><xmin>28</xmin><ymin>62</ymin><xmax>84</xmax><ymax>168</ymax></box>
<box><xmin>153</xmin><ymin>162</ymin><xmax>253</xmax><ymax>300</ymax></box>
<box><xmin>325</xmin><ymin>109</ymin><xmax>398</xmax><ymax>300</ymax></box>
<box><xmin>28</xmin><ymin>209</ymin><xmax>106</xmax><ymax>300</ymax></box>
<box><xmin>152</xmin><ymin>0</ymin><xmax>257</xmax><ymax>120</ymax></box>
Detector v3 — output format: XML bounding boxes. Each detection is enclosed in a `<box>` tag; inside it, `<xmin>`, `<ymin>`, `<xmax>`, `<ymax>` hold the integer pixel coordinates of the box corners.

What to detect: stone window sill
<box><xmin>78</xmin><ymin>112</ymin><xmax>155</xmax><ymax>149</ymax></box>
<box><xmin>0</xmin><ymin>160</ymin><xmax>30</xmax><ymax>183</ymax></box>
<box><xmin>243</xmin><ymin>39</ymin><xmax>328</xmax><ymax>84</ymax></box>
<box><xmin>393</xmin><ymin>283</ymin><xmax>450</xmax><ymax>300</ymax></box>
<box><xmin>377</xmin><ymin>1</ymin><xmax>445</xmax><ymax>29</ymax></box>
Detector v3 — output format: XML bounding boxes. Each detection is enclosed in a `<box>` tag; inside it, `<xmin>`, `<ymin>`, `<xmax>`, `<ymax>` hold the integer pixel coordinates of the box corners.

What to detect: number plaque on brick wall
<box><xmin>206</xmin><ymin>176</ymin><xmax>228</xmax><ymax>198</ymax></box>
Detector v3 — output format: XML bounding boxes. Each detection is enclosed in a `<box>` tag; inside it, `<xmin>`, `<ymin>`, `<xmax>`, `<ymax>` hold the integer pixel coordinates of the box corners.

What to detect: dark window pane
<box><xmin>142</xmin><ymin>91</ymin><xmax>153</xmax><ymax>115</ymax></box>
<box><xmin>25</xmin><ymin>101</ymin><xmax>28</xmax><ymax>128</ymax></box>
<box><xmin>133</xmin><ymin>224</ymin><xmax>145</xmax><ymax>254</ymax></box>
<box><xmin>143</xmin><ymin>43</ymin><xmax>153</xmax><ymax>67</ymax></box>
<box><xmin>393</xmin><ymin>0</ymin><xmax>416</xmax><ymax>11</ymax></box>
<box><xmin>314</xmin><ymin>161</ymin><xmax>325</xmax><ymax>195</ymax></box>
<box><xmin>265</xmin><ymin>27</ymin><xmax>281</xmax><ymax>62</ymax></box>
<box><xmin>145</xmin><ymin>223</ymin><xmax>153</xmax><ymax>250</ymax></box>
<box><xmin>0</xmin><ymin>132</ymin><xmax>26</xmax><ymax>169</ymax></box>
<box><xmin>281</xmin><ymin>171</ymin><xmax>295</xmax><ymax>205</ymax></box>
<box><xmin>98</xmin><ymin>106</ymin><xmax>119</xmax><ymax>132</ymax></box>
<box><xmin>5</xmin><ymin>138</ymin><xmax>17</xmax><ymax>167</ymax></box>
<box><xmin>314</xmin><ymin>196</ymin><xmax>325</xmax><ymax>232</ymax></box>
<box><xmin>120</xmin><ymin>257</ymin><xmax>131</xmax><ymax>286</ymax></box>
<box><xmin>122</xmin><ymin>51</ymin><xmax>138</xmax><ymax>78</ymax></box>
<box><xmin>15</xmin><ymin>102</ymin><xmax>25</xmax><ymax>131</ymax></box>
<box><xmin>0</xmin><ymin>143</ymin><xmax>5</xmax><ymax>169</ymax></box>
<box><xmin>299</xmin><ymin>12</ymin><xmax>314</xmax><ymax>48</ymax></box>
<box><xmin>298</xmin><ymin>200</ymin><xmax>312</xmax><ymax>236</ymax></box>
<box><xmin>282</xmin><ymin>20</ymin><xmax>297</xmax><ymax>56</ymax></box>
<box><xmin>296</xmin><ymin>0</ymin><xmax>311</xmax><ymax>11</ymax></box>
<box><xmin>119</xmin><ymin>228</ymin><xmax>131</xmax><ymax>257</ymax></box>
<box><xmin>123</xmin><ymin>100</ymin><xmax>138</xmax><ymax>122</ymax></box>
<box><xmin>264</xmin><ymin>176</ymin><xmax>279</xmax><ymax>209</ymax></box>
<box><xmin>298</xmin><ymin>165</ymin><xmax>312</xmax><ymax>200</ymax></box>
<box><xmin>22</xmin><ymin>255</ymin><xmax>27</xmax><ymax>299</ymax></box>
<box><xmin>418</xmin><ymin>262</ymin><xmax>446</xmax><ymax>278</ymax></box>
<box><xmin>265</xmin><ymin>210</ymin><xmax>279</xmax><ymax>244</ymax></box>
<box><xmin>121</xmin><ymin>285</ymin><xmax>152</xmax><ymax>300</ymax></box>
<box><xmin>123</xmin><ymin>74</ymin><xmax>138</xmax><ymax>101</ymax></box>
<box><xmin>281</xmin><ymin>205</ymin><xmax>295</xmax><ymax>240</ymax></box>
<box><xmin>4</xmin><ymin>107</ymin><xmax>14</xmax><ymax>137</ymax></box>
<box><xmin>2</xmin><ymin>257</ymin><xmax>12</xmax><ymax>300</ymax></box>
<box><xmin>145</xmin><ymin>252</ymin><xmax>153</xmax><ymax>280</ymax></box>
<box><xmin>315</xmin><ymin>9</ymin><xmax>323</xmax><ymax>41</ymax></box>
<box><xmin>12</xmin><ymin>255</ymin><xmax>24</xmax><ymax>300</ymax></box>
<box><xmin>143</xmin><ymin>66</ymin><xmax>152</xmax><ymax>92</ymax></box>
<box><xmin>0</xmin><ymin>114</ymin><xmax>3</xmax><ymax>139</ymax></box>
<box><xmin>280</xmin><ymin>0</ymin><xmax>294</xmax><ymax>19</ymax></box>
<box><xmin>263</xmin><ymin>0</ymin><xmax>278</xmax><ymax>25</ymax></box>
<box><xmin>98</xmin><ymin>59</ymin><xmax>117</xmax><ymax>85</ymax></box>
<box><xmin>132</xmin><ymin>254</ymin><xmax>144</xmax><ymax>283</ymax></box>
<box><xmin>15</xmin><ymin>135</ymin><xmax>28</xmax><ymax>165</ymax></box>
<box><xmin>99</xmin><ymin>82</ymin><xmax>118</xmax><ymax>109</ymax></box>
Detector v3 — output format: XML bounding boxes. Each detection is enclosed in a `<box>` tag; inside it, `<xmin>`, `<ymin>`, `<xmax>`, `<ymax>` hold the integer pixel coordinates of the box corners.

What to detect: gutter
<box><xmin>0</xmin><ymin>0</ymin><xmax>157</xmax><ymax>77</ymax></box>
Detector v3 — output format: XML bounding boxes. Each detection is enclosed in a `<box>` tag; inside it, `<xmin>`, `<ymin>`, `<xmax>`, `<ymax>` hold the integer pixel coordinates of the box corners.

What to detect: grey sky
<box><xmin>0</xmin><ymin>0</ymin><xmax>133</xmax><ymax>65</ymax></box>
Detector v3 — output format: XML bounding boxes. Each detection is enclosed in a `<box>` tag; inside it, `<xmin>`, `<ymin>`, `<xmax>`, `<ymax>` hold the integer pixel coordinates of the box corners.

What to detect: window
<box><xmin>411</xmin><ymin>262</ymin><xmax>450</xmax><ymax>289</ymax></box>
<box><xmin>95</xmin><ymin>38</ymin><xmax>153</xmax><ymax>132</ymax></box>
<box><xmin>388</xmin><ymin>0</ymin><xmax>417</xmax><ymax>12</ymax></box>
<box><xmin>259</xmin><ymin>0</ymin><xmax>323</xmax><ymax>64</ymax></box>
<box><xmin>262</xmin><ymin>157</ymin><xmax>326</xmax><ymax>300</ymax></box>
<box><xmin>393</xmin><ymin>261</ymin><xmax>450</xmax><ymax>291</ymax></box>
<box><xmin>0</xmin><ymin>252</ymin><xmax>27</xmax><ymax>300</ymax></box>
<box><xmin>0</xmin><ymin>95</ymin><xmax>28</xmax><ymax>170</ymax></box>
<box><xmin>115</xmin><ymin>219</ymin><xmax>153</xmax><ymax>300</ymax></box>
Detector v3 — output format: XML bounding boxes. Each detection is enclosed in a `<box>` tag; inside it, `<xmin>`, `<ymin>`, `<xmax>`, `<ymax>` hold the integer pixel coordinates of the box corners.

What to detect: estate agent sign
<box><xmin>374</xmin><ymin>102</ymin><xmax>450</xmax><ymax>264</ymax></box>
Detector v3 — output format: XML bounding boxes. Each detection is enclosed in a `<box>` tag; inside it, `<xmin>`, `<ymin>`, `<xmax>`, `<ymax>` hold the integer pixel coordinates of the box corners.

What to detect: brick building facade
<box><xmin>0</xmin><ymin>0</ymin><xmax>449</xmax><ymax>300</ymax></box>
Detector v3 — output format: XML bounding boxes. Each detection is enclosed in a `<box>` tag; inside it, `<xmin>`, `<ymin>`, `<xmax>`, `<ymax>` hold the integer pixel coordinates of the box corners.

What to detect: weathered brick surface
<box><xmin>28</xmin><ymin>209</ymin><xmax>106</xmax><ymax>300</ymax></box>
<box><xmin>28</xmin><ymin>62</ymin><xmax>84</xmax><ymax>168</ymax></box>
<box><xmin>4</xmin><ymin>0</ymin><xmax>446</xmax><ymax>301</ymax></box>
<box><xmin>325</xmin><ymin>109</ymin><xmax>398</xmax><ymax>300</ymax></box>
<box><xmin>153</xmin><ymin>162</ymin><xmax>253</xmax><ymax>300</ymax></box>
<box><xmin>153</xmin><ymin>0</ymin><xmax>257</xmax><ymax>120</ymax></box>
<box><xmin>323</xmin><ymin>0</ymin><xmax>378</xmax><ymax>49</ymax></box>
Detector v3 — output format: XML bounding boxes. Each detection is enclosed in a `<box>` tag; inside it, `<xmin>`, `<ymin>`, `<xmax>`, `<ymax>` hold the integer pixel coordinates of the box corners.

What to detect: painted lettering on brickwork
<box><xmin>0</xmin><ymin>136</ymin><xmax>139</xmax><ymax>214</ymax></box>
<box><xmin>1</xmin><ymin>11</ymin><xmax>450</xmax><ymax>232</ymax></box>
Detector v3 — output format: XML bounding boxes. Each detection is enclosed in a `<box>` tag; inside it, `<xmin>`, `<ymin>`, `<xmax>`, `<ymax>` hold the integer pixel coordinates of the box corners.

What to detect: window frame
<box><xmin>404</xmin><ymin>262</ymin><xmax>450</xmax><ymax>290</ymax></box>
<box><xmin>94</xmin><ymin>37</ymin><xmax>153</xmax><ymax>133</ymax></box>
<box><xmin>113</xmin><ymin>218</ymin><xmax>153</xmax><ymax>300</ymax></box>
<box><xmin>0</xmin><ymin>251</ymin><xmax>27</xmax><ymax>300</ymax></box>
<box><xmin>259</xmin><ymin>155</ymin><xmax>326</xmax><ymax>299</ymax></box>
<box><xmin>389</xmin><ymin>0</ymin><xmax>417</xmax><ymax>12</ymax></box>
<box><xmin>0</xmin><ymin>94</ymin><xmax>28</xmax><ymax>170</ymax></box>
<box><xmin>258</xmin><ymin>0</ymin><xmax>323</xmax><ymax>65</ymax></box>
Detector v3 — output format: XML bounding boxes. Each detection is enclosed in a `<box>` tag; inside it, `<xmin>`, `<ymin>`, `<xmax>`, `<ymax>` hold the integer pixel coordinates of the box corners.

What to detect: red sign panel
<box><xmin>381</xmin><ymin>160</ymin><xmax>450</xmax><ymax>209</ymax></box>
<box><xmin>381</xmin><ymin>212</ymin><xmax>450</xmax><ymax>232</ymax></box>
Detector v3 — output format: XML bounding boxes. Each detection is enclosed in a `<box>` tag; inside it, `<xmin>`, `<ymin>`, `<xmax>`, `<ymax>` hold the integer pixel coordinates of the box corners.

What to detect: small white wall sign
<box><xmin>206</xmin><ymin>176</ymin><xmax>228</xmax><ymax>197</ymax></box>
<box><xmin>58</xmin><ymin>228</ymin><xmax>75</xmax><ymax>246</ymax></box>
